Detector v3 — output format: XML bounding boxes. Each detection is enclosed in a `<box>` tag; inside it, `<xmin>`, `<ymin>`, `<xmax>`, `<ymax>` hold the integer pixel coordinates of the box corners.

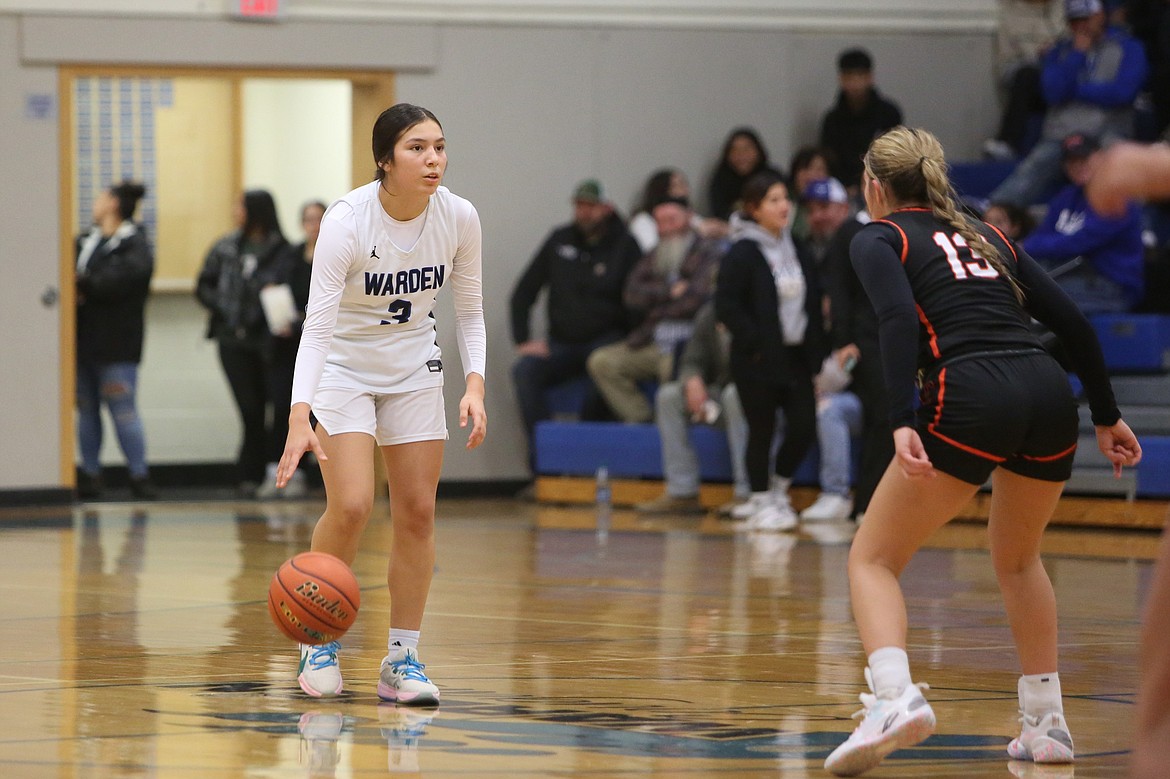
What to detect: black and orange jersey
<box><xmin>851</xmin><ymin>207</ymin><xmax>1119</xmax><ymax>430</ymax></box>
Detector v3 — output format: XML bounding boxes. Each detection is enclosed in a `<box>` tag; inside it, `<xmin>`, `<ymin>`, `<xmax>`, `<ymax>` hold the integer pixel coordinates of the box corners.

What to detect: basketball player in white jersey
<box><xmin>274</xmin><ymin>103</ymin><xmax>486</xmax><ymax>703</ymax></box>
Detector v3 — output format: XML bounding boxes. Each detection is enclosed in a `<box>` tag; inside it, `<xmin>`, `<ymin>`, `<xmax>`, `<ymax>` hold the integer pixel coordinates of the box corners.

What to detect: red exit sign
<box><xmin>236</xmin><ymin>0</ymin><xmax>281</xmax><ymax>19</ymax></box>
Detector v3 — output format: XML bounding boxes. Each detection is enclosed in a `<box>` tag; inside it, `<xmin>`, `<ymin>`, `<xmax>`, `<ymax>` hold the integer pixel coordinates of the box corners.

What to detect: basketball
<box><xmin>267</xmin><ymin>552</ymin><xmax>360</xmax><ymax>645</ymax></box>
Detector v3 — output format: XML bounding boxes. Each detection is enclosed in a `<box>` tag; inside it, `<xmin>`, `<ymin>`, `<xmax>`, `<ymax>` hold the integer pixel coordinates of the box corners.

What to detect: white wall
<box><xmin>242</xmin><ymin>79</ymin><xmax>351</xmax><ymax>244</ymax></box>
<box><xmin>1</xmin><ymin>7</ymin><xmax>1000</xmax><ymax>490</ymax></box>
<box><xmin>0</xmin><ymin>15</ymin><xmax>62</xmax><ymax>489</ymax></box>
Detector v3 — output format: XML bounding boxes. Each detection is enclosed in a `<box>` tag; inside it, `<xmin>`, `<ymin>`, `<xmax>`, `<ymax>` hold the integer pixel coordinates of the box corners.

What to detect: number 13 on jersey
<box><xmin>933</xmin><ymin>231</ymin><xmax>998</xmax><ymax>280</ymax></box>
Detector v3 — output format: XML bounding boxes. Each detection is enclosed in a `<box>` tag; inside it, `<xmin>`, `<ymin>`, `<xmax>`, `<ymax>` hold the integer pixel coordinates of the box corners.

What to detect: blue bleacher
<box><xmin>949</xmin><ymin>160</ymin><xmax>1016</xmax><ymax>201</ymax></box>
<box><xmin>532</xmin><ymin>314</ymin><xmax>1170</xmax><ymax>500</ymax></box>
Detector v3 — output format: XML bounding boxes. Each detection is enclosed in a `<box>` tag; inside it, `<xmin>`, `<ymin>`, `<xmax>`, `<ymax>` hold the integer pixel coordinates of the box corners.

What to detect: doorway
<box><xmin>58</xmin><ymin>66</ymin><xmax>395</xmax><ymax>483</ymax></box>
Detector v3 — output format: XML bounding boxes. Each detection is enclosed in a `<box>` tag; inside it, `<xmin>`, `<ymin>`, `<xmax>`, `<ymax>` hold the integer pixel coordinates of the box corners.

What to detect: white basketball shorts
<box><xmin>312</xmin><ymin>385</ymin><xmax>448</xmax><ymax>446</ymax></box>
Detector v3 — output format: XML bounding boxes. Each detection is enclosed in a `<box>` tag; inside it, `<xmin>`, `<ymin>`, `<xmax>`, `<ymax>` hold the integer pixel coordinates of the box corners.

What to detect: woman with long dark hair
<box><xmin>75</xmin><ymin>180</ymin><xmax>155</xmax><ymax>499</ymax></box>
<box><xmin>196</xmin><ymin>189</ymin><xmax>288</xmax><ymax>495</ymax></box>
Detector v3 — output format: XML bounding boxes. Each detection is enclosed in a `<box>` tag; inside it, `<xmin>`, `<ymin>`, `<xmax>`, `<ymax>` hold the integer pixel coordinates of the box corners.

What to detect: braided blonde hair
<box><xmin>863</xmin><ymin>126</ymin><xmax>1025</xmax><ymax>304</ymax></box>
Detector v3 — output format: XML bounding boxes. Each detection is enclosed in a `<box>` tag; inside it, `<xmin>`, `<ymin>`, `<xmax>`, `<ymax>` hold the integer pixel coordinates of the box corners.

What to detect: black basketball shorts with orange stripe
<box><xmin>916</xmin><ymin>350</ymin><xmax>1080</xmax><ymax>485</ymax></box>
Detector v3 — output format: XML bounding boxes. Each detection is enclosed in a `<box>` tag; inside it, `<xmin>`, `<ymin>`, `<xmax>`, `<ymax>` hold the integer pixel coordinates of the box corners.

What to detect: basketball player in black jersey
<box><xmin>823</xmin><ymin>126</ymin><xmax>1141</xmax><ymax>776</ymax></box>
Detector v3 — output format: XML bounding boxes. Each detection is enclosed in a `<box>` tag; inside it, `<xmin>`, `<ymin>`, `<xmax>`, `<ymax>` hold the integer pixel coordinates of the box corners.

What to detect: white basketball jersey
<box><xmin>291</xmin><ymin>182</ymin><xmax>485</xmax><ymax>405</ymax></box>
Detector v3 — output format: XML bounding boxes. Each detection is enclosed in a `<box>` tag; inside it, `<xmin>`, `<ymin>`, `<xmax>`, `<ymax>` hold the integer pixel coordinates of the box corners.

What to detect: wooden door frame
<box><xmin>56</xmin><ymin>65</ymin><xmax>395</xmax><ymax>485</ymax></box>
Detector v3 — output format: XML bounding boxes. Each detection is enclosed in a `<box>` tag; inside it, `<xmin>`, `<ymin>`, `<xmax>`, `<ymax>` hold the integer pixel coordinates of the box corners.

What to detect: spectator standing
<box><xmin>510</xmin><ymin>180</ymin><xmax>642</xmax><ymax>464</ymax></box>
<box><xmin>1023</xmin><ymin>133</ymin><xmax>1146</xmax><ymax>311</ymax></box>
<box><xmin>634</xmin><ymin>301</ymin><xmax>750</xmax><ymax>514</ymax></box>
<box><xmin>196</xmin><ymin>189</ymin><xmax>289</xmax><ymax>496</ymax></box>
<box><xmin>716</xmin><ymin>171</ymin><xmax>827</xmax><ymax>532</ymax></box>
<box><xmin>75</xmin><ymin>181</ymin><xmax>156</xmax><ymax>500</ymax></box>
<box><xmin>819</xmin><ymin>48</ymin><xmax>903</xmax><ymax>192</ymax></box>
<box><xmin>990</xmin><ymin>0</ymin><xmax>1149</xmax><ymax>205</ymax></box>
<box><xmin>799</xmin><ymin>178</ymin><xmax>868</xmax><ymax>523</ymax></box>
<box><xmin>255</xmin><ymin>199</ymin><xmax>327</xmax><ymax>499</ymax></box>
<box><xmin>587</xmin><ymin>197</ymin><xmax>724</xmax><ymax>423</ymax></box>
<box><xmin>708</xmin><ymin>127</ymin><xmax>786</xmax><ymax>221</ymax></box>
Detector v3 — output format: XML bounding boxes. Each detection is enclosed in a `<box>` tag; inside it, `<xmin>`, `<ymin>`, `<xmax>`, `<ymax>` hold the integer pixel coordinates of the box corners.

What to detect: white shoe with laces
<box><xmin>824</xmin><ymin>668</ymin><xmax>936</xmax><ymax>776</ymax></box>
<box><xmin>297</xmin><ymin>641</ymin><xmax>343</xmax><ymax>697</ymax></box>
<box><xmin>378</xmin><ymin>646</ymin><xmax>440</xmax><ymax>705</ymax></box>
<box><xmin>801</xmin><ymin>493</ymin><xmax>853</xmax><ymax>522</ymax></box>
<box><xmin>1007</xmin><ymin>711</ymin><xmax>1074</xmax><ymax>763</ymax></box>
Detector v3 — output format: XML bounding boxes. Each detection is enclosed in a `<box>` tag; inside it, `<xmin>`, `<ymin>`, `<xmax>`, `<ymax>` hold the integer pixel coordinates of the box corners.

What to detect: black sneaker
<box><xmin>77</xmin><ymin>472</ymin><xmax>104</xmax><ymax>499</ymax></box>
<box><xmin>129</xmin><ymin>477</ymin><xmax>158</xmax><ymax>500</ymax></box>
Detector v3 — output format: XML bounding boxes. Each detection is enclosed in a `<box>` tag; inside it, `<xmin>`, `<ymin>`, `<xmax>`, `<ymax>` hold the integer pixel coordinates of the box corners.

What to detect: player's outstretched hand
<box><xmin>277</xmin><ymin>407</ymin><xmax>327</xmax><ymax>488</ymax></box>
<box><xmin>460</xmin><ymin>373</ymin><xmax>487</xmax><ymax>450</ymax></box>
<box><xmin>894</xmin><ymin>426</ymin><xmax>935</xmax><ymax>479</ymax></box>
<box><xmin>1096</xmin><ymin>418</ymin><xmax>1142</xmax><ymax>478</ymax></box>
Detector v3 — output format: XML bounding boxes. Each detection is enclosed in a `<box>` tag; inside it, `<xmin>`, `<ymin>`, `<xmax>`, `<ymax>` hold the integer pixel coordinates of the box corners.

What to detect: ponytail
<box><xmin>919</xmin><ymin>155</ymin><xmax>1024</xmax><ymax>304</ymax></box>
<box><xmin>865</xmin><ymin>127</ymin><xmax>1025</xmax><ymax>304</ymax></box>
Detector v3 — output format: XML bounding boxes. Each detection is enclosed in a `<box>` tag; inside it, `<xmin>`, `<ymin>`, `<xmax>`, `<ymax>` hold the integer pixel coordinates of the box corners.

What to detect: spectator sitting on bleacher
<box><xmin>510</xmin><ymin>179</ymin><xmax>642</xmax><ymax>466</ymax></box>
<box><xmin>981</xmin><ymin>0</ymin><xmax>1064</xmax><ymax>162</ymax></box>
<box><xmin>587</xmin><ymin>197</ymin><xmax>725</xmax><ymax>423</ymax></box>
<box><xmin>634</xmin><ymin>301</ymin><xmax>750</xmax><ymax>515</ymax></box>
<box><xmin>628</xmin><ymin>167</ymin><xmax>731</xmax><ymax>255</ymax></box>
<box><xmin>716</xmin><ymin>171</ymin><xmax>827</xmax><ymax>532</ymax></box>
<box><xmin>787</xmin><ymin>146</ymin><xmax>835</xmax><ymax>243</ymax></box>
<box><xmin>708</xmin><ymin>127</ymin><xmax>786</xmax><ymax>221</ymax></box>
<box><xmin>1023</xmin><ymin>133</ymin><xmax>1145</xmax><ymax>312</ymax></box>
<box><xmin>819</xmin><ymin>48</ymin><xmax>903</xmax><ymax>194</ymax></box>
<box><xmin>984</xmin><ymin>200</ymin><xmax>1037</xmax><ymax>240</ymax></box>
<box><xmin>989</xmin><ymin>0</ymin><xmax>1149</xmax><ymax>206</ymax></box>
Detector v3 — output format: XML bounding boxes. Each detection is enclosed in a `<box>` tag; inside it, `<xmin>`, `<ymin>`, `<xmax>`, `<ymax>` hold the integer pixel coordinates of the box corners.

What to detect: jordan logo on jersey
<box><xmin>370</xmin><ymin>246</ymin><xmax>380</xmax><ymax>259</ymax></box>
<box><xmin>363</xmin><ymin>265</ymin><xmax>446</xmax><ymax>296</ymax></box>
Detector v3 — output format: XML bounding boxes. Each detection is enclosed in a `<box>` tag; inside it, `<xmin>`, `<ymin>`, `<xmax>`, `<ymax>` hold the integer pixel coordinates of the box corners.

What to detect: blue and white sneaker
<box><xmin>297</xmin><ymin>641</ymin><xmax>343</xmax><ymax>697</ymax></box>
<box><xmin>377</xmin><ymin>647</ymin><xmax>439</xmax><ymax>705</ymax></box>
<box><xmin>824</xmin><ymin>668</ymin><xmax>936</xmax><ymax>776</ymax></box>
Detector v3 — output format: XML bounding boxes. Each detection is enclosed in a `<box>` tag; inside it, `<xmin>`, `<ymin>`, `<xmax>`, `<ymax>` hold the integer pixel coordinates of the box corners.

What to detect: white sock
<box><xmin>389</xmin><ymin>628</ymin><xmax>420</xmax><ymax>655</ymax></box>
<box><xmin>770</xmin><ymin>475</ymin><xmax>792</xmax><ymax>496</ymax></box>
<box><xmin>1019</xmin><ymin>672</ymin><xmax>1063</xmax><ymax>718</ymax></box>
<box><xmin>868</xmin><ymin>646</ymin><xmax>913</xmax><ymax>699</ymax></box>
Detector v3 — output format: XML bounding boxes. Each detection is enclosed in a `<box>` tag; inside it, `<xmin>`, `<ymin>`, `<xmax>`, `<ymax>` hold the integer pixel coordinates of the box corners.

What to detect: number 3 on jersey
<box><xmin>381</xmin><ymin>298</ymin><xmax>412</xmax><ymax>325</ymax></box>
<box><xmin>933</xmin><ymin>231</ymin><xmax>998</xmax><ymax>280</ymax></box>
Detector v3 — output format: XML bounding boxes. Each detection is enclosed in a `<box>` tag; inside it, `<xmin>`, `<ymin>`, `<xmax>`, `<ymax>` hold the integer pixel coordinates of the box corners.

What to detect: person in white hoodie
<box><xmin>714</xmin><ymin>170</ymin><xmax>828</xmax><ymax>531</ymax></box>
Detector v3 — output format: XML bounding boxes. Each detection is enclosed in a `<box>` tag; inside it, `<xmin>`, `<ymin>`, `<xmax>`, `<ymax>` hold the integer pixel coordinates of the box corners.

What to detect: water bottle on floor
<box><xmin>595</xmin><ymin>464</ymin><xmax>611</xmax><ymax>544</ymax></box>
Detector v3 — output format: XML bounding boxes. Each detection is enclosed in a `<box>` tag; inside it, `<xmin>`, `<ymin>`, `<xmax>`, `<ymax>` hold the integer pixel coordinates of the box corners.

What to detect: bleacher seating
<box><xmin>949</xmin><ymin>160</ymin><xmax>1016</xmax><ymax>201</ymax></box>
<box><xmin>1065</xmin><ymin>315</ymin><xmax>1170</xmax><ymax>497</ymax></box>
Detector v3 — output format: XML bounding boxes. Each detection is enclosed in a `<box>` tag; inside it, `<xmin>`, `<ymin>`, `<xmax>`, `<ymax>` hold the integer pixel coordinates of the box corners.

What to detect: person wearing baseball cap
<box><xmin>988</xmin><ymin>0</ymin><xmax>1147</xmax><ymax>206</ymax></box>
<box><xmin>1022</xmin><ymin>132</ymin><xmax>1145</xmax><ymax>313</ymax></box>
<box><xmin>802</xmin><ymin>177</ymin><xmax>853</xmax><ymax>263</ymax></box>
<box><xmin>509</xmin><ymin>178</ymin><xmax>643</xmax><ymax>476</ymax></box>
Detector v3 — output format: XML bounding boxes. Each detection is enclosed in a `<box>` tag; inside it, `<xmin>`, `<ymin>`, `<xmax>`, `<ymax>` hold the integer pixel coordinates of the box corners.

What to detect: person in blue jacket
<box><xmin>990</xmin><ymin>0</ymin><xmax>1148</xmax><ymax>206</ymax></box>
<box><xmin>1023</xmin><ymin>133</ymin><xmax>1145</xmax><ymax>312</ymax></box>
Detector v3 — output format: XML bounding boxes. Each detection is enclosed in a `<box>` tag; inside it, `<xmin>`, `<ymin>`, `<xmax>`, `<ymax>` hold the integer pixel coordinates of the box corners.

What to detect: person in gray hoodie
<box><xmin>715</xmin><ymin>171</ymin><xmax>827</xmax><ymax>532</ymax></box>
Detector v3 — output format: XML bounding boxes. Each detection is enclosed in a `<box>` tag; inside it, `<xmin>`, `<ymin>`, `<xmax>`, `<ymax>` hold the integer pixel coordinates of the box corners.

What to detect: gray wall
<box><xmin>0</xmin><ymin>10</ymin><xmax>998</xmax><ymax>490</ymax></box>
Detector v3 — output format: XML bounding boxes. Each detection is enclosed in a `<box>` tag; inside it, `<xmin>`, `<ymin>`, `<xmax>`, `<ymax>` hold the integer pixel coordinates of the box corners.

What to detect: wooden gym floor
<box><xmin>0</xmin><ymin>494</ymin><xmax>1164</xmax><ymax>778</ymax></box>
